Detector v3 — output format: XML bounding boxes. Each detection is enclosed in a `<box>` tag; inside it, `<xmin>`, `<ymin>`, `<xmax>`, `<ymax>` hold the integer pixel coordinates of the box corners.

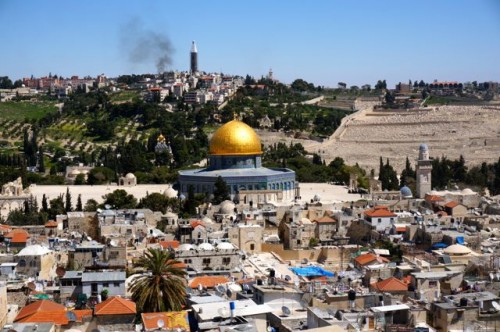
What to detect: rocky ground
<box><xmin>258</xmin><ymin>103</ymin><xmax>500</xmax><ymax>173</ymax></box>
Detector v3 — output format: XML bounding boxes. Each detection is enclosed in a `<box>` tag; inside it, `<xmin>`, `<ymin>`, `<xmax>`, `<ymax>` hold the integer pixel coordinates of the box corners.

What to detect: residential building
<box><xmin>94</xmin><ymin>296</ymin><xmax>136</xmax><ymax>329</ymax></box>
<box><xmin>228</xmin><ymin>224</ymin><xmax>263</xmax><ymax>254</ymax></box>
<box><xmin>172</xmin><ymin>241</ymin><xmax>241</xmax><ymax>276</ymax></box>
<box><xmin>363</xmin><ymin>206</ymin><xmax>397</xmax><ymax>232</ymax></box>
<box><xmin>60</xmin><ymin>270</ymin><xmax>126</xmax><ymax>299</ymax></box>
<box><xmin>15</xmin><ymin>245</ymin><xmax>56</xmax><ymax>280</ymax></box>
<box><xmin>313</xmin><ymin>215</ymin><xmax>337</xmax><ymax>246</ymax></box>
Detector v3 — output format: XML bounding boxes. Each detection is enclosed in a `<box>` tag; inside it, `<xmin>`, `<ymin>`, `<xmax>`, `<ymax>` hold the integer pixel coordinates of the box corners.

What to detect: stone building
<box><xmin>15</xmin><ymin>245</ymin><xmax>56</xmax><ymax>280</ymax></box>
<box><xmin>228</xmin><ymin>224</ymin><xmax>263</xmax><ymax>254</ymax></box>
<box><xmin>416</xmin><ymin>144</ymin><xmax>432</xmax><ymax>198</ymax></box>
<box><xmin>171</xmin><ymin>241</ymin><xmax>241</xmax><ymax>276</ymax></box>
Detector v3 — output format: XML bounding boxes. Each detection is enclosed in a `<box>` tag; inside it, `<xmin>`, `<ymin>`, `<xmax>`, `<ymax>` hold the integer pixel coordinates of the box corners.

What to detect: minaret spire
<box><xmin>190</xmin><ymin>41</ymin><xmax>198</xmax><ymax>74</ymax></box>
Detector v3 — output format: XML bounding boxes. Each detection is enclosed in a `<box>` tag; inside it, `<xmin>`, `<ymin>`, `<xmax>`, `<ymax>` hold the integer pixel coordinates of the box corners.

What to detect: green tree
<box><xmin>38</xmin><ymin>146</ymin><xmax>45</xmax><ymax>173</ymax></box>
<box><xmin>182</xmin><ymin>185</ymin><xmax>198</xmax><ymax>216</ymax></box>
<box><xmin>129</xmin><ymin>248</ymin><xmax>187</xmax><ymax>313</ymax></box>
<box><xmin>49</xmin><ymin>196</ymin><xmax>65</xmax><ymax>219</ymax></box>
<box><xmin>41</xmin><ymin>194</ymin><xmax>48</xmax><ymax>213</ymax></box>
<box><xmin>212</xmin><ymin>176</ymin><xmax>230</xmax><ymax>205</ymax></box>
<box><xmin>139</xmin><ymin>192</ymin><xmax>174</xmax><ymax>214</ymax></box>
<box><xmin>84</xmin><ymin>199</ymin><xmax>98</xmax><ymax>212</ymax></box>
<box><xmin>76</xmin><ymin>194</ymin><xmax>83</xmax><ymax>211</ymax></box>
<box><xmin>102</xmin><ymin>189</ymin><xmax>137</xmax><ymax>209</ymax></box>
<box><xmin>65</xmin><ymin>187</ymin><xmax>72</xmax><ymax>212</ymax></box>
<box><xmin>87</xmin><ymin>167</ymin><xmax>115</xmax><ymax>185</ymax></box>
<box><xmin>74</xmin><ymin>173</ymin><xmax>86</xmax><ymax>185</ymax></box>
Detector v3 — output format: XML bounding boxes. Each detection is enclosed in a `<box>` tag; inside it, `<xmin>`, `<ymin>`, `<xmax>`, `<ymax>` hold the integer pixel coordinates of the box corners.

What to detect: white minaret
<box><xmin>416</xmin><ymin>144</ymin><xmax>432</xmax><ymax>198</ymax></box>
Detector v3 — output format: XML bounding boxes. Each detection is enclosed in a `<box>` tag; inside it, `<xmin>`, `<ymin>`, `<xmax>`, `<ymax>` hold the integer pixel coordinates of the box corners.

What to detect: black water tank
<box><xmin>348</xmin><ymin>289</ymin><xmax>356</xmax><ymax>301</ymax></box>
<box><xmin>460</xmin><ymin>298</ymin><xmax>468</xmax><ymax>307</ymax></box>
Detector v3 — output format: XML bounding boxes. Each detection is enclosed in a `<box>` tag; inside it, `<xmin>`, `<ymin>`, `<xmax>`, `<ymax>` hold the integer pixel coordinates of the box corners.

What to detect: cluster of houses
<box><xmin>0</xmin><ymin>71</ymin><xmax>243</xmax><ymax>107</ymax></box>
<box><xmin>0</xmin><ymin>182</ymin><xmax>498</xmax><ymax>332</ymax></box>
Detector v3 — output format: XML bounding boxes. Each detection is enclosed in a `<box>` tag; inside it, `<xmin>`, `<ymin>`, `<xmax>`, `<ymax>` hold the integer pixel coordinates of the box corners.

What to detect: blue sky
<box><xmin>1</xmin><ymin>0</ymin><xmax>499</xmax><ymax>87</ymax></box>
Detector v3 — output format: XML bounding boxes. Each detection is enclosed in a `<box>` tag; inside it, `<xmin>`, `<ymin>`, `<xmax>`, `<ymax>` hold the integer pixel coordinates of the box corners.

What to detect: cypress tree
<box><xmin>65</xmin><ymin>187</ymin><xmax>72</xmax><ymax>212</ymax></box>
<box><xmin>76</xmin><ymin>194</ymin><xmax>83</xmax><ymax>211</ymax></box>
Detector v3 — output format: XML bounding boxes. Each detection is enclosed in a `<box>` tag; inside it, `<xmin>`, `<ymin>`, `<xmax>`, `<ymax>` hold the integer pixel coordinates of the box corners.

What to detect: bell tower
<box><xmin>416</xmin><ymin>144</ymin><xmax>432</xmax><ymax>198</ymax></box>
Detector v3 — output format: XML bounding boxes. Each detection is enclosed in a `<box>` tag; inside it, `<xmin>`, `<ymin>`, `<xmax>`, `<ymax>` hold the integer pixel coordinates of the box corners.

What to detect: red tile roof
<box><xmin>15</xmin><ymin>300</ymin><xmax>69</xmax><ymax>325</ymax></box>
<box><xmin>5</xmin><ymin>228</ymin><xmax>30</xmax><ymax>243</ymax></box>
<box><xmin>94</xmin><ymin>297</ymin><xmax>136</xmax><ymax>316</ymax></box>
<box><xmin>444</xmin><ymin>201</ymin><xmax>459</xmax><ymax>208</ymax></box>
<box><xmin>425</xmin><ymin>194</ymin><xmax>444</xmax><ymax>202</ymax></box>
<box><xmin>0</xmin><ymin>224</ymin><xmax>12</xmax><ymax>233</ymax></box>
<box><xmin>189</xmin><ymin>276</ymin><xmax>229</xmax><ymax>289</ymax></box>
<box><xmin>190</xmin><ymin>220</ymin><xmax>203</xmax><ymax>229</ymax></box>
<box><xmin>141</xmin><ymin>311</ymin><xmax>190</xmax><ymax>331</ymax></box>
<box><xmin>364</xmin><ymin>206</ymin><xmax>397</xmax><ymax>218</ymax></box>
<box><xmin>396</xmin><ymin>226</ymin><xmax>407</xmax><ymax>232</ymax></box>
<box><xmin>314</xmin><ymin>216</ymin><xmax>337</xmax><ymax>223</ymax></box>
<box><xmin>72</xmin><ymin>309</ymin><xmax>93</xmax><ymax>322</ymax></box>
<box><xmin>354</xmin><ymin>253</ymin><xmax>390</xmax><ymax>266</ymax></box>
<box><xmin>45</xmin><ymin>220</ymin><xmax>58</xmax><ymax>228</ymax></box>
<box><xmin>159</xmin><ymin>240</ymin><xmax>180</xmax><ymax>249</ymax></box>
<box><xmin>371</xmin><ymin>277</ymin><xmax>408</xmax><ymax>292</ymax></box>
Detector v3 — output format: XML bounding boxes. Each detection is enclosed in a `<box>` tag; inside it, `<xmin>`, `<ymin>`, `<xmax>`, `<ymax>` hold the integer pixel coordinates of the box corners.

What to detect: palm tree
<box><xmin>129</xmin><ymin>248</ymin><xmax>187</xmax><ymax>313</ymax></box>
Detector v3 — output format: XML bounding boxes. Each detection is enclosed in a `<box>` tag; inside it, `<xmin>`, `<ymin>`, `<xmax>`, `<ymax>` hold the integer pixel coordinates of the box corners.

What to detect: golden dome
<box><xmin>157</xmin><ymin>134</ymin><xmax>166</xmax><ymax>142</ymax></box>
<box><xmin>209</xmin><ymin>120</ymin><xmax>262</xmax><ymax>155</ymax></box>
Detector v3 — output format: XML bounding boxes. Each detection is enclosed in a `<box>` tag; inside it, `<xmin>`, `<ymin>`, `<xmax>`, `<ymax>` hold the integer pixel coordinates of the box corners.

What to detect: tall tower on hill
<box><xmin>416</xmin><ymin>144</ymin><xmax>432</xmax><ymax>198</ymax></box>
<box><xmin>190</xmin><ymin>41</ymin><xmax>198</xmax><ymax>74</ymax></box>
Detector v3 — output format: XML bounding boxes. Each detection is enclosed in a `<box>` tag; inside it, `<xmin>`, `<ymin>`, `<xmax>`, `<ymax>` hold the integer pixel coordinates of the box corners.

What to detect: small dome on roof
<box><xmin>164</xmin><ymin>187</ymin><xmax>178</xmax><ymax>198</ymax></box>
<box><xmin>202</xmin><ymin>216</ymin><xmax>213</xmax><ymax>224</ymax></box>
<box><xmin>461</xmin><ymin>188</ymin><xmax>474</xmax><ymax>195</ymax></box>
<box><xmin>419</xmin><ymin>144</ymin><xmax>429</xmax><ymax>151</ymax></box>
<box><xmin>179</xmin><ymin>244</ymin><xmax>196</xmax><ymax>251</ymax></box>
<box><xmin>198</xmin><ymin>242</ymin><xmax>215</xmax><ymax>251</ymax></box>
<box><xmin>125</xmin><ymin>173</ymin><xmax>136</xmax><ymax>179</ymax></box>
<box><xmin>400</xmin><ymin>186</ymin><xmax>413</xmax><ymax>198</ymax></box>
<box><xmin>443</xmin><ymin>244</ymin><xmax>472</xmax><ymax>255</ymax></box>
<box><xmin>219</xmin><ymin>200</ymin><xmax>236</xmax><ymax>215</ymax></box>
<box><xmin>217</xmin><ymin>242</ymin><xmax>234</xmax><ymax>250</ymax></box>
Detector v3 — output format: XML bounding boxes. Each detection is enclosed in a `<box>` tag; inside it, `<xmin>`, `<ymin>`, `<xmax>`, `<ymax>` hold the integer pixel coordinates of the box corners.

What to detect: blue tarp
<box><xmin>432</xmin><ymin>243</ymin><xmax>448</xmax><ymax>249</ymax></box>
<box><xmin>456</xmin><ymin>237</ymin><xmax>465</xmax><ymax>244</ymax></box>
<box><xmin>289</xmin><ymin>266</ymin><xmax>335</xmax><ymax>278</ymax></box>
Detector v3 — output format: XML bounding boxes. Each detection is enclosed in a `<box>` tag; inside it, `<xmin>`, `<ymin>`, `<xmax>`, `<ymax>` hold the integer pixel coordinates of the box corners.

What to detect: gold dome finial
<box><xmin>233</xmin><ymin>112</ymin><xmax>239</xmax><ymax>120</ymax></box>
<box><xmin>209</xmin><ymin>119</ymin><xmax>262</xmax><ymax>156</ymax></box>
<box><xmin>157</xmin><ymin>134</ymin><xmax>166</xmax><ymax>142</ymax></box>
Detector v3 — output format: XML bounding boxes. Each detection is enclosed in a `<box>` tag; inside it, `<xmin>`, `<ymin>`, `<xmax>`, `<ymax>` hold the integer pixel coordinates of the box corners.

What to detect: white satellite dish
<box><xmin>281</xmin><ymin>306</ymin><xmax>291</xmax><ymax>316</ymax></box>
<box><xmin>226</xmin><ymin>288</ymin><xmax>233</xmax><ymax>298</ymax></box>
<box><xmin>157</xmin><ymin>319</ymin><xmax>165</xmax><ymax>329</ymax></box>
<box><xmin>216</xmin><ymin>284</ymin><xmax>226</xmax><ymax>293</ymax></box>
<box><xmin>492</xmin><ymin>301</ymin><xmax>500</xmax><ymax>311</ymax></box>
<box><xmin>284</xmin><ymin>275</ymin><xmax>292</xmax><ymax>282</ymax></box>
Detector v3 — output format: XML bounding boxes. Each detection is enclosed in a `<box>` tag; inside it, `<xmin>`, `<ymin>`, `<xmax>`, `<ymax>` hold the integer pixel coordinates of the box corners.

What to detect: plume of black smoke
<box><xmin>120</xmin><ymin>18</ymin><xmax>175</xmax><ymax>73</ymax></box>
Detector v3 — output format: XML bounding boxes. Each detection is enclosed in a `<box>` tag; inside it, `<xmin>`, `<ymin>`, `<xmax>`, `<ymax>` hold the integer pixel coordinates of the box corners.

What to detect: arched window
<box><xmin>250</xmin><ymin>244</ymin><xmax>255</xmax><ymax>251</ymax></box>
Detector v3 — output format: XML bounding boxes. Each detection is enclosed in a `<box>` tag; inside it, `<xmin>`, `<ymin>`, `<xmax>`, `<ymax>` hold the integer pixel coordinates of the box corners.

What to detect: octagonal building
<box><xmin>178</xmin><ymin>119</ymin><xmax>297</xmax><ymax>202</ymax></box>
